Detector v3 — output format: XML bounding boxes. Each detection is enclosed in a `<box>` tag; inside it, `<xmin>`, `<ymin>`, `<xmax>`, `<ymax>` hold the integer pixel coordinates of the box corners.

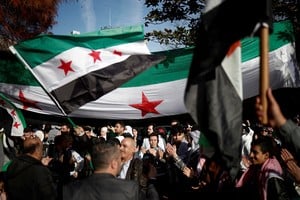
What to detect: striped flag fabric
<box><xmin>185</xmin><ymin>42</ymin><xmax>243</xmax><ymax>176</ymax></box>
<box><xmin>0</xmin><ymin>47</ymin><xmax>192</xmax><ymax>119</ymax></box>
<box><xmin>0</xmin><ymin>20</ymin><xmax>298</xmax><ymax>120</ymax></box>
<box><xmin>184</xmin><ymin>0</ymin><xmax>273</xmax><ymax>177</ymax></box>
<box><xmin>9</xmin><ymin>25</ymin><xmax>165</xmax><ymax>114</ymax></box>
<box><xmin>241</xmin><ymin>21</ymin><xmax>299</xmax><ymax>99</ymax></box>
<box><xmin>0</xmin><ymin>93</ymin><xmax>26</xmax><ymax>136</ymax></box>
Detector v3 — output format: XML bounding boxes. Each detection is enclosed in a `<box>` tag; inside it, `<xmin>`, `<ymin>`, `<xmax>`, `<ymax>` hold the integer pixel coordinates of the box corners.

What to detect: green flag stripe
<box><xmin>122</xmin><ymin>47</ymin><xmax>193</xmax><ymax>87</ymax></box>
<box><xmin>241</xmin><ymin>20</ymin><xmax>293</xmax><ymax>62</ymax></box>
<box><xmin>13</xmin><ymin>25</ymin><xmax>145</xmax><ymax>68</ymax></box>
<box><xmin>0</xmin><ymin>53</ymin><xmax>40</xmax><ymax>86</ymax></box>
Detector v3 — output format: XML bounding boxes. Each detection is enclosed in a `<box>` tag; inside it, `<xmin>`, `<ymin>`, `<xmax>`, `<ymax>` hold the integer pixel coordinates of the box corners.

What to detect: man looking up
<box><xmin>6</xmin><ymin>136</ymin><xmax>57</xmax><ymax>200</ymax></box>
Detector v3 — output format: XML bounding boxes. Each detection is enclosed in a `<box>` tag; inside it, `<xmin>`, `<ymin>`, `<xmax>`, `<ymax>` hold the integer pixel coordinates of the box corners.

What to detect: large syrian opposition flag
<box><xmin>184</xmin><ymin>0</ymin><xmax>273</xmax><ymax>177</ymax></box>
<box><xmin>0</xmin><ymin>47</ymin><xmax>193</xmax><ymax>119</ymax></box>
<box><xmin>0</xmin><ymin>20</ymin><xmax>298</xmax><ymax>120</ymax></box>
<box><xmin>9</xmin><ymin>25</ymin><xmax>165</xmax><ymax>115</ymax></box>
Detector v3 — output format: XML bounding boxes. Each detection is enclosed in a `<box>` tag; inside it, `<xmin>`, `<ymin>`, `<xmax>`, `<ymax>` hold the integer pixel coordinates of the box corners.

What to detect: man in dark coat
<box><xmin>63</xmin><ymin>140</ymin><xmax>140</xmax><ymax>200</ymax></box>
<box><xmin>5</xmin><ymin>136</ymin><xmax>57</xmax><ymax>200</ymax></box>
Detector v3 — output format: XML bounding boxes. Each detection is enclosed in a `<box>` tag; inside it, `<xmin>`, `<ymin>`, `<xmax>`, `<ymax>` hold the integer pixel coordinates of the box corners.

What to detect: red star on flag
<box><xmin>113</xmin><ymin>50</ymin><xmax>122</xmax><ymax>56</ymax></box>
<box><xmin>19</xmin><ymin>90</ymin><xmax>41</xmax><ymax>110</ymax></box>
<box><xmin>57</xmin><ymin>59</ymin><xmax>74</xmax><ymax>76</ymax></box>
<box><xmin>89</xmin><ymin>50</ymin><xmax>101</xmax><ymax>63</ymax></box>
<box><xmin>129</xmin><ymin>92</ymin><xmax>163</xmax><ymax>117</ymax></box>
<box><xmin>13</xmin><ymin>121</ymin><xmax>21</xmax><ymax>129</ymax></box>
<box><xmin>10</xmin><ymin>110</ymin><xmax>16</xmax><ymax>117</ymax></box>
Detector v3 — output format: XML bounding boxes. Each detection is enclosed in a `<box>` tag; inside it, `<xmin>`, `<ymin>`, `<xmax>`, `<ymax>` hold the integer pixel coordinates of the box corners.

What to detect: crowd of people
<box><xmin>0</xmin><ymin>88</ymin><xmax>300</xmax><ymax>200</ymax></box>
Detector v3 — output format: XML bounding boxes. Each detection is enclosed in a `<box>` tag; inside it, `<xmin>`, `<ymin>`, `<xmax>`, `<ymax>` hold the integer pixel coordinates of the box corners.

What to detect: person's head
<box><xmin>34</xmin><ymin>130</ymin><xmax>45</xmax><ymax>142</ymax></box>
<box><xmin>185</xmin><ymin>122</ymin><xmax>193</xmax><ymax>133</ymax></box>
<box><xmin>249</xmin><ymin>136</ymin><xmax>277</xmax><ymax>166</ymax></box>
<box><xmin>107</xmin><ymin>137</ymin><xmax>121</xmax><ymax>147</ymax></box>
<box><xmin>120</xmin><ymin>137</ymin><xmax>136</xmax><ymax>162</ymax></box>
<box><xmin>99</xmin><ymin>126</ymin><xmax>108</xmax><ymax>138</ymax></box>
<box><xmin>206</xmin><ymin>153</ymin><xmax>227</xmax><ymax>180</ymax></box>
<box><xmin>259</xmin><ymin>126</ymin><xmax>270</xmax><ymax>136</ymax></box>
<box><xmin>92</xmin><ymin>141</ymin><xmax>122</xmax><ymax>176</ymax></box>
<box><xmin>124</xmin><ymin>125</ymin><xmax>133</xmax><ymax>135</ymax></box>
<box><xmin>84</xmin><ymin>125</ymin><xmax>95</xmax><ymax>138</ymax></box>
<box><xmin>147</xmin><ymin>123</ymin><xmax>155</xmax><ymax>135</ymax></box>
<box><xmin>132</xmin><ymin>128</ymin><xmax>139</xmax><ymax>138</ymax></box>
<box><xmin>60</xmin><ymin>124</ymin><xmax>71</xmax><ymax>134</ymax></box>
<box><xmin>23</xmin><ymin>136</ymin><xmax>44</xmax><ymax>160</ymax></box>
<box><xmin>54</xmin><ymin>134</ymin><xmax>73</xmax><ymax>151</ymax></box>
<box><xmin>23</xmin><ymin>126</ymin><xmax>34</xmax><ymax>139</ymax></box>
<box><xmin>114</xmin><ymin>121</ymin><xmax>125</xmax><ymax>136</ymax></box>
<box><xmin>170</xmin><ymin>124</ymin><xmax>186</xmax><ymax>144</ymax></box>
<box><xmin>149</xmin><ymin>132</ymin><xmax>159</xmax><ymax>149</ymax></box>
<box><xmin>73</xmin><ymin>126</ymin><xmax>85</xmax><ymax>136</ymax></box>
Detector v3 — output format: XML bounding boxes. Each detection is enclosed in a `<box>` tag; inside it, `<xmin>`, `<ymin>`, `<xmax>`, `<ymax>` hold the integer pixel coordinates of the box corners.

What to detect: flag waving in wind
<box><xmin>0</xmin><ymin>93</ymin><xmax>26</xmax><ymax>137</ymax></box>
<box><xmin>184</xmin><ymin>0</ymin><xmax>273</xmax><ymax>177</ymax></box>
<box><xmin>10</xmin><ymin>25</ymin><xmax>165</xmax><ymax>115</ymax></box>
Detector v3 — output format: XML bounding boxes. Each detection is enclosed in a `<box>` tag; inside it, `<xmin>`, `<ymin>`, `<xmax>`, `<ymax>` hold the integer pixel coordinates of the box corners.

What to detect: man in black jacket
<box><xmin>63</xmin><ymin>140</ymin><xmax>140</xmax><ymax>200</ymax></box>
<box><xmin>6</xmin><ymin>136</ymin><xmax>57</xmax><ymax>200</ymax></box>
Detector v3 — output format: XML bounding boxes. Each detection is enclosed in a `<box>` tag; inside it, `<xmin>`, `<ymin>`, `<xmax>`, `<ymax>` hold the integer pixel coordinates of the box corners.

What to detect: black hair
<box><xmin>170</xmin><ymin>123</ymin><xmax>185</xmax><ymax>135</ymax></box>
<box><xmin>115</xmin><ymin>121</ymin><xmax>125</xmax><ymax>128</ymax></box>
<box><xmin>107</xmin><ymin>137</ymin><xmax>121</xmax><ymax>146</ymax></box>
<box><xmin>23</xmin><ymin>126</ymin><xmax>33</xmax><ymax>133</ymax></box>
<box><xmin>148</xmin><ymin>132</ymin><xmax>159</xmax><ymax>143</ymax></box>
<box><xmin>92</xmin><ymin>141</ymin><xmax>120</xmax><ymax>170</ymax></box>
<box><xmin>251</xmin><ymin>136</ymin><xmax>278</xmax><ymax>158</ymax></box>
<box><xmin>83</xmin><ymin>126</ymin><xmax>93</xmax><ymax>132</ymax></box>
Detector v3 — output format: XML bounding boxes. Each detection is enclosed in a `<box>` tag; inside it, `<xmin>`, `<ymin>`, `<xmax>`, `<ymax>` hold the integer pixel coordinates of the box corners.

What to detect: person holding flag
<box><xmin>255</xmin><ymin>88</ymin><xmax>300</xmax><ymax>157</ymax></box>
<box><xmin>184</xmin><ymin>0</ymin><xmax>273</xmax><ymax>179</ymax></box>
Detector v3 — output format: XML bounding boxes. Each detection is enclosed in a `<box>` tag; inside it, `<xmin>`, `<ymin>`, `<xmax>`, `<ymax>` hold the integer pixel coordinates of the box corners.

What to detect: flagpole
<box><xmin>9</xmin><ymin>46</ymin><xmax>68</xmax><ymax>117</ymax></box>
<box><xmin>259</xmin><ymin>23</ymin><xmax>270</xmax><ymax>125</ymax></box>
<box><xmin>67</xmin><ymin>117</ymin><xmax>77</xmax><ymax>128</ymax></box>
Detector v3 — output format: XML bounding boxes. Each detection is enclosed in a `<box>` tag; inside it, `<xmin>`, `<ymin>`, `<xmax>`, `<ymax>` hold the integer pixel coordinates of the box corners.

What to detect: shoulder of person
<box><xmin>267</xmin><ymin>176</ymin><xmax>290</xmax><ymax>199</ymax></box>
<box><xmin>132</xmin><ymin>157</ymin><xmax>143</xmax><ymax>166</ymax></box>
<box><xmin>63</xmin><ymin>179</ymin><xmax>85</xmax><ymax>199</ymax></box>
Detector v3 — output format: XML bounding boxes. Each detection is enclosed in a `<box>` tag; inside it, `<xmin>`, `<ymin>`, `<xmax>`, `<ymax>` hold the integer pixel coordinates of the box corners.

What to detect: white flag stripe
<box><xmin>0</xmin><ymin>96</ymin><xmax>25</xmax><ymax>136</ymax></box>
<box><xmin>70</xmin><ymin>79</ymin><xmax>188</xmax><ymax>119</ymax></box>
<box><xmin>0</xmin><ymin>83</ymin><xmax>61</xmax><ymax>114</ymax></box>
<box><xmin>8</xmin><ymin>108</ymin><xmax>24</xmax><ymax>136</ymax></box>
<box><xmin>241</xmin><ymin>43</ymin><xmax>298</xmax><ymax>99</ymax></box>
<box><xmin>105</xmin><ymin>40</ymin><xmax>151</xmax><ymax>55</ymax></box>
<box><xmin>222</xmin><ymin>45</ymin><xmax>243</xmax><ymax>99</ymax></box>
<box><xmin>33</xmin><ymin>41</ymin><xmax>150</xmax><ymax>91</ymax></box>
<box><xmin>0</xmin><ymin>79</ymin><xmax>187</xmax><ymax>119</ymax></box>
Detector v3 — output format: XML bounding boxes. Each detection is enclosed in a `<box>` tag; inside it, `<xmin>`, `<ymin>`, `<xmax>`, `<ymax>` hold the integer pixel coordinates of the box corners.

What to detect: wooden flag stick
<box><xmin>259</xmin><ymin>24</ymin><xmax>270</xmax><ymax>125</ymax></box>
